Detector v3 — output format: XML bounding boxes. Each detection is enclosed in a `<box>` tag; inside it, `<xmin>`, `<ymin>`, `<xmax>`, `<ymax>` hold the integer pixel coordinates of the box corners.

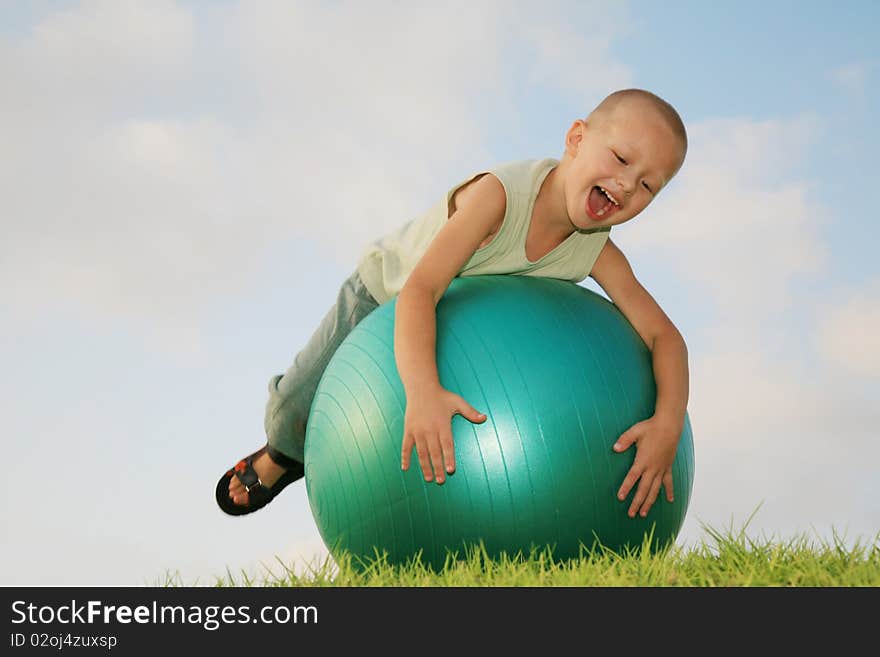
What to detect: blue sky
<box><xmin>1</xmin><ymin>0</ymin><xmax>878</xmax><ymax>585</ymax></box>
<box><xmin>499</xmin><ymin>1</ymin><xmax>878</xmax><ymax>286</ymax></box>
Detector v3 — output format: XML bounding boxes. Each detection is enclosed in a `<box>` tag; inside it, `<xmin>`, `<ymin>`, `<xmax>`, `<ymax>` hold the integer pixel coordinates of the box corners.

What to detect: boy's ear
<box><xmin>565</xmin><ymin>119</ymin><xmax>587</xmax><ymax>154</ymax></box>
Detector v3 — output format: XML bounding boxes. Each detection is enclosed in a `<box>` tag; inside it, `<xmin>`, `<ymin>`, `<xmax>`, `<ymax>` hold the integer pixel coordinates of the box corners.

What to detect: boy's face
<box><xmin>563</xmin><ymin>102</ymin><xmax>684</xmax><ymax>230</ymax></box>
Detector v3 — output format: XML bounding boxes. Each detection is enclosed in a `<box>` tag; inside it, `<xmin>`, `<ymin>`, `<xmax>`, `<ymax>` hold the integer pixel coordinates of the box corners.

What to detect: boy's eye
<box><xmin>614</xmin><ymin>150</ymin><xmax>653</xmax><ymax>193</ymax></box>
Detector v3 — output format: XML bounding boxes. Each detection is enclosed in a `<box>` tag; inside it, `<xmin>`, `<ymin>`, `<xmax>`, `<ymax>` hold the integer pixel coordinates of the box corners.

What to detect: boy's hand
<box><xmin>401</xmin><ymin>386</ymin><xmax>486</xmax><ymax>484</ymax></box>
<box><xmin>612</xmin><ymin>415</ymin><xmax>682</xmax><ymax>518</ymax></box>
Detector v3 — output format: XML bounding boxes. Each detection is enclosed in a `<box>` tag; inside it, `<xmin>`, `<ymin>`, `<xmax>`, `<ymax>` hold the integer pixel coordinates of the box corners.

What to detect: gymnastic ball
<box><xmin>304</xmin><ymin>275</ymin><xmax>695</xmax><ymax>570</ymax></box>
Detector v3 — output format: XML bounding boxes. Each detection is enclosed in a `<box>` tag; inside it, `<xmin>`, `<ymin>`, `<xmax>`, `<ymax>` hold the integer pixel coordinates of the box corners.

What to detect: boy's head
<box><xmin>560</xmin><ymin>88</ymin><xmax>687</xmax><ymax>230</ymax></box>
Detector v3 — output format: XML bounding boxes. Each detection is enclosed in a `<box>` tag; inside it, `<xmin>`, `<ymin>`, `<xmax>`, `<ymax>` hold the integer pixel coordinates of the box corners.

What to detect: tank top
<box><xmin>356</xmin><ymin>158</ymin><xmax>611</xmax><ymax>304</ymax></box>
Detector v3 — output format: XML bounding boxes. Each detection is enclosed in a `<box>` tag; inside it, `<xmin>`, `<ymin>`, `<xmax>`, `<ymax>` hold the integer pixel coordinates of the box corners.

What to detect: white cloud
<box><xmin>0</xmin><ymin>0</ymin><xmax>194</xmax><ymax>124</ymax></box>
<box><xmin>621</xmin><ymin>115</ymin><xmax>828</xmax><ymax>343</ymax></box>
<box><xmin>813</xmin><ymin>279</ymin><xmax>880</xmax><ymax>377</ymax></box>
<box><xmin>829</xmin><ymin>61</ymin><xmax>874</xmax><ymax>96</ymax></box>
<box><xmin>513</xmin><ymin>11</ymin><xmax>633</xmax><ymax>97</ymax></box>
<box><xmin>1</xmin><ymin>0</ymin><xmax>633</xmax><ymax>345</ymax></box>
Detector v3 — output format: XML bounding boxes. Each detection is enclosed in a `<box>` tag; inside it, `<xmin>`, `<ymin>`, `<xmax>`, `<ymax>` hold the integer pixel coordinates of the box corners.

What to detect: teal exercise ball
<box><xmin>304</xmin><ymin>275</ymin><xmax>695</xmax><ymax>570</ymax></box>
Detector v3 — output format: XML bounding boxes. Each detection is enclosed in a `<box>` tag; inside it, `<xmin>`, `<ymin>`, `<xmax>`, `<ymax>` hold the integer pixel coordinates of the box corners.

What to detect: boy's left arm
<box><xmin>589</xmin><ymin>238</ymin><xmax>690</xmax><ymax>519</ymax></box>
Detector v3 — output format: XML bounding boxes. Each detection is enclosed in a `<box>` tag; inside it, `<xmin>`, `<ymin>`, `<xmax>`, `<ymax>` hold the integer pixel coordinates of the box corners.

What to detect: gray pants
<box><xmin>264</xmin><ymin>270</ymin><xmax>380</xmax><ymax>463</ymax></box>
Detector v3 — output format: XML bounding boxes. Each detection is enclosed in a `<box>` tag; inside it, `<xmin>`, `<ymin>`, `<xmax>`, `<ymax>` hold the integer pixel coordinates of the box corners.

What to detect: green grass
<box><xmin>160</xmin><ymin>520</ymin><xmax>880</xmax><ymax>587</ymax></box>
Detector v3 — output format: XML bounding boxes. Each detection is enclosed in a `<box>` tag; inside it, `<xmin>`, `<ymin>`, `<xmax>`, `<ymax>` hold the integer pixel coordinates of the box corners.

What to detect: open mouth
<box><xmin>586</xmin><ymin>185</ymin><xmax>619</xmax><ymax>220</ymax></box>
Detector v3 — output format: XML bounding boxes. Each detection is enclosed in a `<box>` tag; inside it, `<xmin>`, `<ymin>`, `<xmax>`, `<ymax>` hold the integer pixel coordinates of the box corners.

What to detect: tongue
<box><xmin>588</xmin><ymin>186</ymin><xmax>609</xmax><ymax>215</ymax></box>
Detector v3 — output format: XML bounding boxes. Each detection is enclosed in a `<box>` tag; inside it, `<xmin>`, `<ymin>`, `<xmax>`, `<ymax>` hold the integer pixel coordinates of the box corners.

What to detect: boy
<box><xmin>216</xmin><ymin>88</ymin><xmax>690</xmax><ymax>522</ymax></box>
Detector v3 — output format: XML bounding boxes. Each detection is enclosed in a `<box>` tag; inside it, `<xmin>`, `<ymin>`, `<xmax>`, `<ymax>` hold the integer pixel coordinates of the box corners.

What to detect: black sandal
<box><xmin>215</xmin><ymin>445</ymin><xmax>305</xmax><ymax>516</ymax></box>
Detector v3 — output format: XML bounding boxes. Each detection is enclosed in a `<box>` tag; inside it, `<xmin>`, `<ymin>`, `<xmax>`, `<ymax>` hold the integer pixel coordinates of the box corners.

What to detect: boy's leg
<box><xmin>264</xmin><ymin>270</ymin><xmax>379</xmax><ymax>465</ymax></box>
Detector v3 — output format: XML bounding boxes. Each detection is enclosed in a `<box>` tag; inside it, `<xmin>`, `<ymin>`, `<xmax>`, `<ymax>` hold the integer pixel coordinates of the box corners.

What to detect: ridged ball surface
<box><xmin>304</xmin><ymin>275</ymin><xmax>695</xmax><ymax>569</ymax></box>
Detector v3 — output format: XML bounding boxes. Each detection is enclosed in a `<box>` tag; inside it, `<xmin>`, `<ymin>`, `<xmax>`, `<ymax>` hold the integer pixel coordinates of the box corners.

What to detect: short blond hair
<box><xmin>588</xmin><ymin>88</ymin><xmax>688</xmax><ymax>157</ymax></box>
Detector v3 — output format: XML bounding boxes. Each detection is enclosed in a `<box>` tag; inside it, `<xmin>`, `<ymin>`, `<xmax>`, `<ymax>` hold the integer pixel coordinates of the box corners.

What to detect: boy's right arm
<box><xmin>395</xmin><ymin>172</ymin><xmax>507</xmax><ymax>484</ymax></box>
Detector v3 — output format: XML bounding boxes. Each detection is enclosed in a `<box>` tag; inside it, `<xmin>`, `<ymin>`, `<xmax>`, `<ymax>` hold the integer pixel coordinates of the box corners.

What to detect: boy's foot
<box><xmin>227</xmin><ymin>450</ymin><xmax>286</xmax><ymax>506</ymax></box>
<box><xmin>215</xmin><ymin>444</ymin><xmax>305</xmax><ymax>516</ymax></box>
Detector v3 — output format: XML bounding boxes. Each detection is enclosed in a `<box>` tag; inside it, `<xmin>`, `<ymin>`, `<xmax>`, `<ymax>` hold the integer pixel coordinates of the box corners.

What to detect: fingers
<box><xmin>426</xmin><ymin>432</ymin><xmax>446</xmax><ymax>484</ymax></box>
<box><xmin>618</xmin><ymin>464</ymin><xmax>660</xmax><ymax>518</ymax></box>
<box><xmin>626</xmin><ymin>470</ymin><xmax>650</xmax><ymax>518</ymax></box>
<box><xmin>617</xmin><ymin>466</ymin><xmax>640</xmax><ymax>504</ymax></box>
<box><xmin>663</xmin><ymin>469</ymin><xmax>675</xmax><ymax>503</ymax></box>
<box><xmin>413</xmin><ymin>435</ymin><xmax>433</xmax><ymax>482</ymax></box>
<box><xmin>439</xmin><ymin>426</ymin><xmax>455</xmax><ymax>475</ymax></box>
<box><xmin>635</xmin><ymin>476</ymin><xmax>663</xmax><ymax>518</ymax></box>
<box><xmin>454</xmin><ymin>396</ymin><xmax>487</xmax><ymax>424</ymax></box>
<box><xmin>627</xmin><ymin>471</ymin><xmax>651</xmax><ymax>518</ymax></box>
<box><xmin>401</xmin><ymin>433</ymin><xmax>414</xmax><ymax>471</ymax></box>
<box><xmin>403</xmin><ymin>432</ymin><xmax>451</xmax><ymax>484</ymax></box>
<box><xmin>613</xmin><ymin>424</ymin><xmax>641</xmax><ymax>452</ymax></box>
<box><xmin>622</xmin><ymin>471</ymin><xmax>669</xmax><ymax>518</ymax></box>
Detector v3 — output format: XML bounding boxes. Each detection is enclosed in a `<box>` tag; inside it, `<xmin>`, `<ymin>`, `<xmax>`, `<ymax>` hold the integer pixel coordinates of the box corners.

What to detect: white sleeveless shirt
<box><xmin>357</xmin><ymin>158</ymin><xmax>611</xmax><ymax>304</ymax></box>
